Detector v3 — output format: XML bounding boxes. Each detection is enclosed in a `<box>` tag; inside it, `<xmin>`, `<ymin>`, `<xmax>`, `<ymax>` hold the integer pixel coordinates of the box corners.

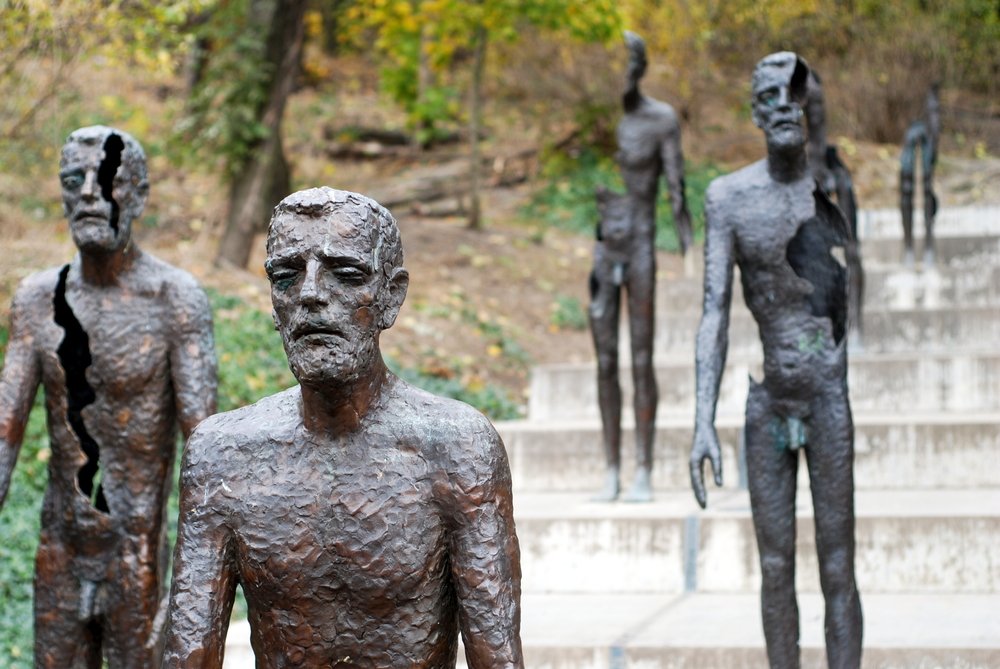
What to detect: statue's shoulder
<box><xmin>389</xmin><ymin>378</ymin><xmax>502</xmax><ymax>453</ymax></box>
<box><xmin>190</xmin><ymin>386</ymin><xmax>300</xmax><ymax>449</ymax></box>
<box><xmin>643</xmin><ymin>97</ymin><xmax>679</xmax><ymax>124</ymax></box>
<box><xmin>709</xmin><ymin>160</ymin><xmax>769</xmax><ymax>200</ymax></box>
<box><xmin>135</xmin><ymin>252</ymin><xmax>204</xmax><ymax>295</ymax></box>
<box><xmin>13</xmin><ymin>266</ymin><xmax>64</xmax><ymax>303</ymax></box>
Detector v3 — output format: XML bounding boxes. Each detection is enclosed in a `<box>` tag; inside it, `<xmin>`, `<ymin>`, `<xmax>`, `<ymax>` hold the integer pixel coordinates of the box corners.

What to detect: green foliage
<box><xmin>349</xmin><ymin>0</ymin><xmax>622</xmax><ymax>138</ymax></box>
<box><xmin>387</xmin><ymin>359</ymin><xmax>522</xmax><ymax>421</ymax></box>
<box><xmin>550</xmin><ymin>294</ymin><xmax>587</xmax><ymax>331</ymax></box>
<box><xmin>524</xmin><ymin>148</ymin><xmax>721</xmax><ymax>253</ymax></box>
<box><xmin>172</xmin><ymin>0</ymin><xmax>275</xmax><ymax>180</ymax></box>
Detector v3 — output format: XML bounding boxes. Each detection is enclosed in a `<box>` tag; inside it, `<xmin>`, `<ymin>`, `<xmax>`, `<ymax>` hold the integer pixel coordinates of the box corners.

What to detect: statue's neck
<box><xmin>79</xmin><ymin>242</ymin><xmax>139</xmax><ymax>286</ymax></box>
<box><xmin>623</xmin><ymin>83</ymin><xmax>641</xmax><ymax>113</ymax></box>
<box><xmin>766</xmin><ymin>143</ymin><xmax>809</xmax><ymax>184</ymax></box>
<box><xmin>300</xmin><ymin>357</ymin><xmax>389</xmax><ymax>437</ymax></box>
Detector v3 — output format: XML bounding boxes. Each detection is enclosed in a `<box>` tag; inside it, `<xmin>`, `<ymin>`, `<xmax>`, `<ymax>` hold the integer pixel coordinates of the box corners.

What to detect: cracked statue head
<box><xmin>265</xmin><ymin>188</ymin><xmax>409</xmax><ymax>388</ymax></box>
<box><xmin>59</xmin><ymin>126</ymin><xmax>149</xmax><ymax>254</ymax></box>
<box><xmin>751</xmin><ymin>52</ymin><xmax>810</xmax><ymax>152</ymax></box>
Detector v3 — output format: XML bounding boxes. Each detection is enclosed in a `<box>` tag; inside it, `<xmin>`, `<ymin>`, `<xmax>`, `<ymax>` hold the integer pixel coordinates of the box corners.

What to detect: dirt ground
<box><xmin>1</xmin><ymin>62</ymin><xmax>998</xmax><ymax>411</ymax></box>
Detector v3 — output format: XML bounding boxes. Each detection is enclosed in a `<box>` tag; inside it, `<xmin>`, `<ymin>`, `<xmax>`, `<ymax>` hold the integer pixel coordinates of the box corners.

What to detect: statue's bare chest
<box><xmin>232</xmin><ymin>444</ymin><xmax>448</xmax><ymax>605</ymax></box>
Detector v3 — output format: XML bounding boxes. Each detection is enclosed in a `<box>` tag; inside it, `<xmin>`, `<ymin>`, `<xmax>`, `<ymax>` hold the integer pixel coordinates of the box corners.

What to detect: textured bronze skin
<box><xmin>589</xmin><ymin>31</ymin><xmax>693</xmax><ymax>503</ymax></box>
<box><xmin>900</xmin><ymin>84</ymin><xmax>941</xmax><ymax>266</ymax></box>
<box><xmin>690</xmin><ymin>54</ymin><xmax>863</xmax><ymax>668</ymax></box>
<box><xmin>162</xmin><ymin>188</ymin><xmax>523</xmax><ymax>669</ymax></box>
<box><xmin>0</xmin><ymin>126</ymin><xmax>217</xmax><ymax>668</ymax></box>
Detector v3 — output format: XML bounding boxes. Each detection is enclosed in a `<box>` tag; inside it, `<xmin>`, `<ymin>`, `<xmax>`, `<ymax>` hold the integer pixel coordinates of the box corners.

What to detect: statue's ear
<box><xmin>378</xmin><ymin>267</ymin><xmax>409</xmax><ymax>330</ymax></box>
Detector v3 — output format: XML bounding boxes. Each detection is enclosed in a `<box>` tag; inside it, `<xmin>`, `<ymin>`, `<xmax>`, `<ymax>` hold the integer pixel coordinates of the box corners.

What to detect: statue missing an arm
<box><xmin>0</xmin><ymin>126</ymin><xmax>217</xmax><ymax>667</ymax></box>
<box><xmin>689</xmin><ymin>54</ymin><xmax>863</xmax><ymax>668</ymax></box>
<box><xmin>900</xmin><ymin>84</ymin><xmax>941</xmax><ymax>266</ymax></box>
<box><xmin>590</xmin><ymin>31</ymin><xmax>693</xmax><ymax>502</ymax></box>
<box><xmin>162</xmin><ymin>188</ymin><xmax>523</xmax><ymax>668</ymax></box>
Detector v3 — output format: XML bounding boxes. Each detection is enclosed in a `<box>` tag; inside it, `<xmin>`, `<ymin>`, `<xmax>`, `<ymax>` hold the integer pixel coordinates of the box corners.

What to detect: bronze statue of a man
<box><xmin>0</xmin><ymin>126</ymin><xmax>217</xmax><ymax>667</ymax></box>
<box><xmin>590</xmin><ymin>31</ymin><xmax>694</xmax><ymax>502</ymax></box>
<box><xmin>690</xmin><ymin>54</ymin><xmax>863</xmax><ymax>668</ymax></box>
<box><xmin>900</xmin><ymin>83</ymin><xmax>941</xmax><ymax>266</ymax></box>
<box><xmin>162</xmin><ymin>188</ymin><xmax>523</xmax><ymax>668</ymax></box>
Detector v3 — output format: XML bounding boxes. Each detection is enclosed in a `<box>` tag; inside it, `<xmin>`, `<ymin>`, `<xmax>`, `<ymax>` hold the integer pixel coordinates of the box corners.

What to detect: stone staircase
<box><xmin>222</xmin><ymin>206</ymin><xmax>1000</xmax><ymax>668</ymax></box>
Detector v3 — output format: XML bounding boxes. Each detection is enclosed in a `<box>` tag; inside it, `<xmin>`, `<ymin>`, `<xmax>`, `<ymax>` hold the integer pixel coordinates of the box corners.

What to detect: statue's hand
<box><xmin>690</xmin><ymin>425</ymin><xmax>723</xmax><ymax>509</ymax></box>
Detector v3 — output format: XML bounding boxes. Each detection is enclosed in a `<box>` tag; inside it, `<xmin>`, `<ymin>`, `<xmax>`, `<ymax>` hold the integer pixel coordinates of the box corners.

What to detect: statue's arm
<box><xmin>447</xmin><ymin>418</ymin><xmax>523</xmax><ymax>669</ymax></box>
<box><xmin>659</xmin><ymin>126</ymin><xmax>693</xmax><ymax>255</ymax></box>
<box><xmin>169</xmin><ymin>283</ymin><xmax>218</xmax><ymax>438</ymax></box>
<box><xmin>690</xmin><ymin>185</ymin><xmax>735</xmax><ymax>508</ymax></box>
<box><xmin>0</xmin><ymin>284</ymin><xmax>42</xmax><ymax>511</ymax></box>
<box><xmin>161</xmin><ymin>430</ymin><xmax>238</xmax><ymax>669</ymax></box>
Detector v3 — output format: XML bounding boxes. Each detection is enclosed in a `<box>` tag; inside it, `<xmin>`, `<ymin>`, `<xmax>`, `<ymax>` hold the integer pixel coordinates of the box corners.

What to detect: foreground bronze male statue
<box><xmin>590</xmin><ymin>31</ymin><xmax>693</xmax><ymax>502</ymax></box>
<box><xmin>690</xmin><ymin>54</ymin><xmax>863</xmax><ymax>668</ymax></box>
<box><xmin>162</xmin><ymin>188</ymin><xmax>523</xmax><ymax>668</ymax></box>
<box><xmin>0</xmin><ymin>126</ymin><xmax>217</xmax><ymax>667</ymax></box>
<box><xmin>900</xmin><ymin>83</ymin><xmax>941</xmax><ymax>266</ymax></box>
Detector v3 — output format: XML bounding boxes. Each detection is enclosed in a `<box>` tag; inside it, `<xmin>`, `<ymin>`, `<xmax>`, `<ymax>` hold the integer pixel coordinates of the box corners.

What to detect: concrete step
<box><xmin>497</xmin><ymin>414</ymin><xmax>1000</xmax><ymax>492</ymax></box>
<box><xmin>857</xmin><ymin>204</ymin><xmax>1000</xmax><ymax>240</ymax></box>
<box><xmin>223</xmin><ymin>593</ymin><xmax>1000</xmax><ymax>669</ymax></box>
<box><xmin>528</xmin><ymin>350</ymin><xmax>1000</xmax><ymax>420</ymax></box>
<box><xmin>513</xmin><ymin>490</ymin><xmax>1000</xmax><ymax>595</ymax></box>
<box><xmin>656</xmin><ymin>264</ymin><xmax>1000</xmax><ymax>314</ymax></box>
<box><xmin>649</xmin><ymin>305</ymin><xmax>1000</xmax><ymax>357</ymax></box>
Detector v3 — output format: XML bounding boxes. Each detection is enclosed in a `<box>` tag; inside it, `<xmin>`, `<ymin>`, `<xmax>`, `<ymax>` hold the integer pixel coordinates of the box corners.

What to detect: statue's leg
<box><xmin>33</xmin><ymin>532</ymin><xmax>103</xmax><ymax>668</ymax></box>
<box><xmin>102</xmin><ymin>536</ymin><xmax>162</xmax><ymax>668</ymax></box>
<box><xmin>745</xmin><ymin>382</ymin><xmax>801</xmax><ymax>669</ymax></box>
<box><xmin>921</xmin><ymin>142</ymin><xmax>938</xmax><ymax>266</ymax></box>
<box><xmin>622</xmin><ymin>251</ymin><xmax>657</xmax><ymax>502</ymax></box>
<box><xmin>846</xmin><ymin>241</ymin><xmax>864</xmax><ymax>344</ymax></box>
<box><xmin>804</xmin><ymin>389</ymin><xmax>863</xmax><ymax>669</ymax></box>
<box><xmin>589</xmin><ymin>268</ymin><xmax>622</xmax><ymax>501</ymax></box>
<box><xmin>899</xmin><ymin>166</ymin><xmax>916</xmax><ymax>266</ymax></box>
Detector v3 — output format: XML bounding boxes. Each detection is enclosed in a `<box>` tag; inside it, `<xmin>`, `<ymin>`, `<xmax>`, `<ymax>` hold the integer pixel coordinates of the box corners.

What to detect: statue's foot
<box><xmin>590</xmin><ymin>467</ymin><xmax>620</xmax><ymax>502</ymax></box>
<box><xmin>903</xmin><ymin>248</ymin><xmax>916</xmax><ymax>268</ymax></box>
<box><xmin>923</xmin><ymin>247</ymin><xmax>936</xmax><ymax>267</ymax></box>
<box><xmin>621</xmin><ymin>468</ymin><xmax>653</xmax><ymax>503</ymax></box>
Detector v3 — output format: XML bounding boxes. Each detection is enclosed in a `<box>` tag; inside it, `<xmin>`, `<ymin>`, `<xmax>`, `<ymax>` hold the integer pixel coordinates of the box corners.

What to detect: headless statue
<box><xmin>0</xmin><ymin>126</ymin><xmax>217</xmax><ymax>667</ymax></box>
<box><xmin>900</xmin><ymin>84</ymin><xmax>941</xmax><ymax>266</ymax></box>
<box><xmin>162</xmin><ymin>188</ymin><xmax>523</xmax><ymax>668</ymax></box>
<box><xmin>589</xmin><ymin>31</ymin><xmax>693</xmax><ymax>503</ymax></box>
<box><xmin>690</xmin><ymin>54</ymin><xmax>863</xmax><ymax>668</ymax></box>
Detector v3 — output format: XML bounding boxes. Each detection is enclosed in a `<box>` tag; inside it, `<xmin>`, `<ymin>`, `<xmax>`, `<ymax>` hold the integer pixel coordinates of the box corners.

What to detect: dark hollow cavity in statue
<box><xmin>53</xmin><ymin>264</ymin><xmax>108</xmax><ymax>512</ymax></box>
<box><xmin>785</xmin><ymin>192</ymin><xmax>848</xmax><ymax>344</ymax></box>
<box><xmin>98</xmin><ymin>133</ymin><xmax>124</xmax><ymax>234</ymax></box>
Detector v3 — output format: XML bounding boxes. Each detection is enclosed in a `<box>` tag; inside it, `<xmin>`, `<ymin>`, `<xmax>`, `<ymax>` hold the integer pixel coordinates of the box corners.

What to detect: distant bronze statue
<box><xmin>804</xmin><ymin>69</ymin><xmax>865</xmax><ymax>339</ymax></box>
<box><xmin>162</xmin><ymin>188</ymin><xmax>523</xmax><ymax>668</ymax></box>
<box><xmin>900</xmin><ymin>83</ymin><xmax>942</xmax><ymax>266</ymax></box>
<box><xmin>690</xmin><ymin>54</ymin><xmax>863</xmax><ymax>667</ymax></box>
<box><xmin>589</xmin><ymin>31</ymin><xmax>693</xmax><ymax>503</ymax></box>
<box><xmin>0</xmin><ymin>126</ymin><xmax>217</xmax><ymax>667</ymax></box>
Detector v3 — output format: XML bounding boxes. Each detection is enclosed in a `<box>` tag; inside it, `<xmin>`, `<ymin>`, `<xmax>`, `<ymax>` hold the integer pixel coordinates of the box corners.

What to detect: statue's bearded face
<box><xmin>59</xmin><ymin>129</ymin><xmax>147</xmax><ymax>254</ymax></box>
<box><xmin>751</xmin><ymin>54</ymin><xmax>809</xmax><ymax>152</ymax></box>
<box><xmin>266</xmin><ymin>209</ymin><xmax>404</xmax><ymax>388</ymax></box>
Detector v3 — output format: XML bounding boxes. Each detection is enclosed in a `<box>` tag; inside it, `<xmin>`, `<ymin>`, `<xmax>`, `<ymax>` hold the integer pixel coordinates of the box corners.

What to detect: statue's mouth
<box><xmin>292</xmin><ymin>321</ymin><xmax>345</xmax><ymax>342</ymax></box>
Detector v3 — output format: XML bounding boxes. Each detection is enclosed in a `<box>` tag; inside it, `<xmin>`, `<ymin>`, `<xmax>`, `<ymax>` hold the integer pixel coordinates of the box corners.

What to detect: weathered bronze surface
<box><xmin>0</xmin><ymin>126</ymin><xmax>217</xmax><ymax>667</ymax></box>
<box><xmin>900</xmin><ymin>84</ymin><xmax>941</xmax><ymax>266</ymax></box>
<box><xmin>162</xmin><ymin>188</ymin><xmax>523</xmax><ymax>668</ymax></box>
<box><xmin>589</xmin><ymin>31</ymin><xmax>693</xmax><ymax>503</ymax></box>
<box><xmin>690</xmin><ymin>54</ymin><xmax>863</xmax><ymax>668</ymax></box>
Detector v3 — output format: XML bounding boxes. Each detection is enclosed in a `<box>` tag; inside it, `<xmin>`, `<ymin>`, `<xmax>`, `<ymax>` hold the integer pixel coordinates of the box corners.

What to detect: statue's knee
<box><xmin>818</xmin><ymin>547</ymin><xmax>855</xmax><ymax>595</ymax></box>
<box><xmin>596</xmin><ymin>352</ymin><xmax>618</xmax><ymax>376</ymax></box>
<box><xmin>760</xmin><ymin>551</ymin><xmax>795</xmax><ymax>585</ymax></box>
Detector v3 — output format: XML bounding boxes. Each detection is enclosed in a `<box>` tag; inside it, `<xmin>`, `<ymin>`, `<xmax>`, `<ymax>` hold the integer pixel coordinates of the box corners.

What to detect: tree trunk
<box><xmin>215</xmin><ymin>0</ymin><xmax>307</xmax><ymax>269</ymax></box>
<box><xmin>466</xmin><ymin>23</ymin><xmax>487</xmax><ymax>230</ymax></box>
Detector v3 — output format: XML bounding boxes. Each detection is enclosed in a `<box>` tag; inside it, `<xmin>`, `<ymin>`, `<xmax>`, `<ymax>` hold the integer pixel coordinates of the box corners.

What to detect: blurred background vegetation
<box><xmin>0</xmin><ymin>1</ymin><xmax>998</xmax><ymax>665</ymax></box>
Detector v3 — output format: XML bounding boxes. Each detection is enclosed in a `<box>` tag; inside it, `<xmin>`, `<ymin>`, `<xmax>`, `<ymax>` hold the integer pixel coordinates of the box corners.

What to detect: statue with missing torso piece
<box><xmin>0</xmin><ymin>126</ymin><xmax>217</xmax><ymax>667</ymax></box>
<box><xmin>162</xmin><ymin>188</ymin><xmax>523</xmax><ymax>668</ymax></box>
<box><xmin>689</xmin><ymin>53</ymin><xmax>863</xmax><ymax>668</ymax></box>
